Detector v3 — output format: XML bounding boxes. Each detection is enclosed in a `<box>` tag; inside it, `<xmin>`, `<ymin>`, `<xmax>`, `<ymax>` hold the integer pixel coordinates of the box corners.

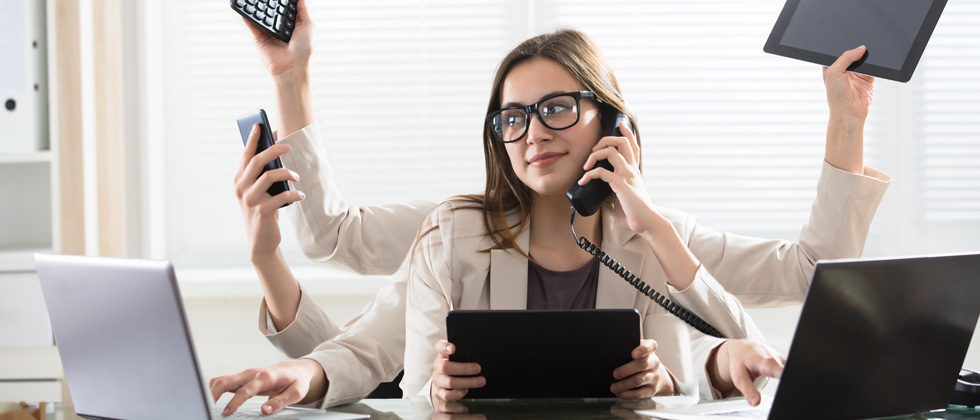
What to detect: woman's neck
<box><xmin>528</xmin><ymin>193</ymin><xmax>600</xmax><ymax>271</ymax></box>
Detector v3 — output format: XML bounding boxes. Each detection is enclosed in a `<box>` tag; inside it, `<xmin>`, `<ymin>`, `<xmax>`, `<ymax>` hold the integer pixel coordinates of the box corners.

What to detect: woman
<box><xmin>211</xmin><ymin>3</ymin><xmax>889</xmax><ymax>416</ymax></box>
<box><xmin>404</xmin><ymin>29</ymin><xmax>805</xmax><ymax>406</ymax></box>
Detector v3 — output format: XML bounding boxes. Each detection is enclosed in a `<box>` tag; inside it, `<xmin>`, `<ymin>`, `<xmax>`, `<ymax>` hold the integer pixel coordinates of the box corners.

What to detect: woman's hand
<box><xmin>241</xmin><ymin>0</ymin><xmax>315</xmax><ymax>81</ymax></box>
<box><xmin>824</xmin><ymin>45</ymin><xmax>875</xmax><ymax>122</ymax></box>
<box><xmin>611</xmin><ymin>339</ymin><xmax>674</xmax><ymax>399</ymax></box>
<box><xmin>431</xmin><ymin>340</ymin><xmax>485</xmax><ymax>403</ymax></box>
<box><xmin>209</xmin><ymin>359</ymin><xmax>327</xmax><ymax>416</ymax></box>
<box><xmin>822</xmin><ymin>45</ymin><xmax>875</xmax><ymax>174</ymax></box>
<box><xmin>577</xmin><ymin>121</ymin><xmax>656</xmax><ymax>235</ymax></box>
<box><xmin>233</xmin><ymin>124</ymin><xmax>305</xmax><ymax>261</ymax></box>
<box><xmin>578</xmin><ymin>122</ymin><xmax>701</xmax><ymax>290</ymax></box>
<box><xmin>708</xmin><ymin>339</ymin><xmax>786</xmax><ymax>406</ymax></box>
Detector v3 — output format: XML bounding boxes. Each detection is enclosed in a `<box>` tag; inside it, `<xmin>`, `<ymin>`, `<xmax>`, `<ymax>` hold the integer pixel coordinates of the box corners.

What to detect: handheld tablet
<box><xmin>764</xmin><ymin>0</ymin><xmax>947</xmax><ymax>82</ymax></box>
<box><xmin>446</xmin><ymin>309</ymin><xmax>640</xmax><ymax>399</ymax></box>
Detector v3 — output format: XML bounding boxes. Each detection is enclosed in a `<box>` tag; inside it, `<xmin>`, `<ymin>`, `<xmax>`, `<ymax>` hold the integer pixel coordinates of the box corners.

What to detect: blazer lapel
<box><xmin>595</xmin><ymin>206</ymin><xmax>646</xmax><ymax>309</ymax></box>
<box><xmin>489</xmin><ymin>223</ymin><xmax>530</xmax><ymax>310</ymax></box>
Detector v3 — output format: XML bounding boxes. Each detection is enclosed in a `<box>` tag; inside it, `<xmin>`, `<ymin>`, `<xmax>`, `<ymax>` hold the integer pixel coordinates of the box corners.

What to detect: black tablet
<box><xmin>446</xmin><ymin>309</ymin><xmax>640</xmax><ymax>399</ymax></box>
<box><xmin>764</xmin><ymin>0</ymin><xmax>947</xmax><ymax>82</ymax></box>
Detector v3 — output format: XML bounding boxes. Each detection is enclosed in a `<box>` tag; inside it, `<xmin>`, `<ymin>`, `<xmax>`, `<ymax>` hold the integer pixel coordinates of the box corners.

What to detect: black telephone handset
<box><xmin>565</xmin><ymin>110</ymin><xmax>724</xmax><ymax>338</ymax></box>
<box><xmin>566</xmin><ymin>112</ymin><xmax>632</xmax><ymax>217</ymax></box>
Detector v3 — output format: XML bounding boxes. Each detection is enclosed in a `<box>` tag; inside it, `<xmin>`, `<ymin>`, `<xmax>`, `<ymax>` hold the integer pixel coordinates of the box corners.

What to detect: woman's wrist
<box><xmin>824</xmin><ymin>116</ymin><xmax>865</xmax><ymax>174</ymax></box>
<box><xmin>707</xmin><ymin>340</ymin><xmax>735</xmax><ymax>396</ymax></box>
<box><xmin>297</xmin><ymin>358</ymin><xmax>329</xmax><ymax>405</ymax></box>
<box><xmin>273</xmin><ymin>66</ymin><xmax>311</xmax><ymax>89</ymax></box>
<box><xmin>273</xmin><ymin>71</ymin><xmax>315</xmax><ymax>139</ymax></box>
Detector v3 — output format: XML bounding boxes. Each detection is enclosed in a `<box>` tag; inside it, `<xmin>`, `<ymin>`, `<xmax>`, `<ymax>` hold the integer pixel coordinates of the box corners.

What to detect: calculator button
<box><xmin>236</xmin><ymin>0</ymin><xmax>246</xmax><ymax>7</ymax></box>
<box><xmin>245</xmin><ymin>4</ymin><xmax>256</xmax><ymax>14</ymax></box>
<box><xmin>286</xmin><ymin>10</ymin><xmax>296</xmax><ymax>21</ymax></box>
<box><xmin>283</xmin><ymin>27</ymin><xmax>292</xmax><ymax>38</ymax></box>
<box><xmin>246</xmin><ymin>0</ymin><xmax>258</xmax><ymax>4</ymax></box>
<box><xmin>280</xmin><ymin>0</ymin><xmax>289</xmax><ymax>6</ymax></box>
<box><xmin>287</xmin><ymin>2</ymin><xmax>296</xmax><ymax>12</ymax></box>
<box><xmin>254</xmin><ymin>9</ymin><xmax>265</xmax><ymax>19</ymax></box>
<box><xmin>284</xmin><ymin>19</ymin><xmax>294</xmax><ymax>29</ymax></box>
<box><xmin>274</xmin><ymin>15</ymin><xmax>283</xmax><ymax>31</ymax></box>
<box><xmin>257</xmin><ymin>2</ymin><xmax>266</xmax><ymax>11</ymax></box>
<box><xmin>264</xmin><ymin>16</ymin><xmax>274</xmax><ymax>26</ymax></box>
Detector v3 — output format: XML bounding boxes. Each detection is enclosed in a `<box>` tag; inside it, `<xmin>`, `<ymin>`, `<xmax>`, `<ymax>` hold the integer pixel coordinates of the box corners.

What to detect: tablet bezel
<box><xmin>446</xmin><ymin>309</ymin><xmax>640</xmax><ymax>399</ymax></box>
<box><xmin>763</xmin><ymin>0</ymin><xmax>947</xmax><ymax>83</ymax></box>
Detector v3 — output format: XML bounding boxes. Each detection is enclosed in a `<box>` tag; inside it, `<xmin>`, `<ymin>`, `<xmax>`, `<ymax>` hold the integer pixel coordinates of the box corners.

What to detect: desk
<box><xmin>37</xmin><ymin>399</ymin><xmax>980</xmax><ymax>420</ymax></box>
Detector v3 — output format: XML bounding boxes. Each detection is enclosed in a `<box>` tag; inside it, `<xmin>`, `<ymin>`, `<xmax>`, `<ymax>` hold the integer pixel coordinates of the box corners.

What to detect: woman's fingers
<box><xmin>239</xmin><ymin>143</ymin><xmax>292</xmax><ymax>195</ymax></box>
<box><xmin>579</xmin><ymin>148</ymin><xmax>631</xmax><ymax>186</ymax></box>
<box><xmin>235</xmin><ymin>124</ymin><xmax>261</xmax><ymax>183</ymax></box>
<box><xmin>827</xmin><ymin>45</ymin><xmax>867</xmax><ymax>75</ymax></box>
<box><xmin>244</xmin><ymin>168</ymin><xmax>299</xmax><ymax>207</ymax></box>
<box><xmin>260</xmin><ymin>381</ymin><xmax>304</xmax><ymax>415</ymax></box>
<box><xmin>209</xmin><ymin>369</ymin><xmax>256</xmax><ymax>402</ymax></box>
<box><xmin>222</xmin><ymin>370</ymin><xmax>276</xmax><ymax>416</ymax></box>
<box><xmin>435</xmin><ymin>340</ymin><xmax>454</xmax><ymax>357</ymax></box>
<box><xmin>432</xmin><ymin>372</ymin><xmax>486</xmax><ymax>392</ymax></box>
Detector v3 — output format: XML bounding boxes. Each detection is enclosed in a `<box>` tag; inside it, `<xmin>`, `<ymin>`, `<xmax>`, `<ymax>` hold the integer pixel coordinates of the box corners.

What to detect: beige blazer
<box><xmin>404</xmin><ymin>200</ymin><xmax>766</xmax><ymax>400</ymax></box>
<box><xmin>258</xmin><ymin>121</ymin><xmax>890</xmax><ymax>406</ymax></box>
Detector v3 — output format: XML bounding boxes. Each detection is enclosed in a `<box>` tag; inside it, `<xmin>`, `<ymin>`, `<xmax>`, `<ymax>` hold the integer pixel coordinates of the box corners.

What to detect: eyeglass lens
<box><xmin>496</xmin><ymin>94</ymin><xmax>580</xmax><ymax>142</ymax></box>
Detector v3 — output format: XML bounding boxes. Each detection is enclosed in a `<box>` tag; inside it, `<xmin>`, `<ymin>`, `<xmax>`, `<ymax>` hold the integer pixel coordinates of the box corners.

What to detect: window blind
<box><xmin>168</xmin><ymin>1</ymin><xmax>514</xmax><ymax>267</ymax></box>
<box><xmin>920</xmin><ymin>0</ymin><xmax>980</xmax><ymax>222</ymax></box>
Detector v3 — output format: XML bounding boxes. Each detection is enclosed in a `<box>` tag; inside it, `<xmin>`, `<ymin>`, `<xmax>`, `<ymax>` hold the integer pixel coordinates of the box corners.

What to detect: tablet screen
<box><xmin>780</xmin><ymin>0</ymin><xmax>931</xmax><ymax>70</ymax></box>
<box><xmin>764</xmin><ymin>0</ymin><xmax>947</xmax><ymax>82</ymax></box>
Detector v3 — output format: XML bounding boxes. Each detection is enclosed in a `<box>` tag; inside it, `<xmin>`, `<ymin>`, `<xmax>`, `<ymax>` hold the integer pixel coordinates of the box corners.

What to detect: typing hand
<box><xmin>431</xmin><ymin>340</ymin><xmax>485</xmax><ymax>403</ymax></box>
<box><xmin>709</xmin><ymin>339</ymin><xmax>785</xmax><ymax>406</ymax></box>
<box><xmin>208</xmin><ymin>359</ymin><xmax>326</xmax><ymax>416</ymax></box>
<box><xmin>611</xmin><ymin>339</ymin><xmax>674</xmax><ymax>399</ymax></box>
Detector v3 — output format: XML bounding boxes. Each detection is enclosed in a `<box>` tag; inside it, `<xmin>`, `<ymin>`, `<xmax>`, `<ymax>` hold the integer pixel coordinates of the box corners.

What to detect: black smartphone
<box><xmin>236</xmin><ymin>109</ymin><xmax>291</xmax><ymax>206</ymax></box>
<box><xmin>230</xmin><ymin>0</ymin><xmax>298</xmax><ymax>43</ymax></box>
<box><xmin>566</xmin><ymin>111</ymin><xmax>633</xmax><ymax>217</ymax></box>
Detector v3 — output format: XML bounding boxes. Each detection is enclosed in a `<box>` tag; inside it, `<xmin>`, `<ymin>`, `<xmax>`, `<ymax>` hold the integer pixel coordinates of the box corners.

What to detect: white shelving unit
<box><xmin>0</xmin><ymin>0</ymin><xmax>62</xmax><ymax>402</ymax></box>
<box><xmin>0</xmin><ymin>155</ymin><xmax>63</xmax><ymax>402</ymax></box>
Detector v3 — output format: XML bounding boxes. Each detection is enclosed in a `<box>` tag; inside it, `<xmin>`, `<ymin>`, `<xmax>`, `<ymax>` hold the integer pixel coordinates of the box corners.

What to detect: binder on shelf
<box><xmin>0</xmin><ymin>0</ymin><xmax>48</xmax><ymax>153</ymax></box>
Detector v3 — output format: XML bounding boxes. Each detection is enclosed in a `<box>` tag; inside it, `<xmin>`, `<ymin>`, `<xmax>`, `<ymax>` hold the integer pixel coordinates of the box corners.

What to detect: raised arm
<box><xmin>237</xmin><ymin>0</ymin><xmax>435</xmax><ymax>346</ymax></box>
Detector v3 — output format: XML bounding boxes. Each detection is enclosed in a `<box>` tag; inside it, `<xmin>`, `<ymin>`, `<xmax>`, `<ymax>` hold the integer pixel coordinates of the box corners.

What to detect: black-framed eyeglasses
<box><xmin>486</xmin><ymin>91</ymin><xmax>602</xmax><ymax>143</ymax></box>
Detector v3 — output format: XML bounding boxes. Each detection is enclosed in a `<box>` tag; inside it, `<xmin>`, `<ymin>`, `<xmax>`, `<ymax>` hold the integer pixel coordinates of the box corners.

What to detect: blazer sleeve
<box><xmin>277</xmin><ymin>121</ymin><xmax>438</xmax><ymax>275</ymax></box>
<box><xmin>681</xmin><ymin>161</ymin><xmax>890</xmax><ymax>308</ymax></box>
<box><xmin>402</xmin><ymin>204</ymin><xmax>456</xmax><ymax>398</ymax></box>
<box><xmin>257</xmin><ymin>287</ymin><xmax>342</xmax><ymax>358</ymax></box>
<box><xmin>300</xmin><ymin>263</ymin><xmax>410</xmax><ymax>408</ymax></box>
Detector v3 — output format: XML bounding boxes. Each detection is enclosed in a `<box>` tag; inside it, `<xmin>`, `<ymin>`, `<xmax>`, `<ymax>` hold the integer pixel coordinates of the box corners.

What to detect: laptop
<box><xmin>447</xmin><ymin>309</ymin><xmax>640</xmax><ymax>398</ymax></box>
<box><xmin>34</xmin><ymin>254</ymin><xmax>366</xmax><ymax>420</ymax></box>
<box><xmin>639</xmin><ymin>253</ymin><xmax>980</xmax><ymax>420</ymax></box>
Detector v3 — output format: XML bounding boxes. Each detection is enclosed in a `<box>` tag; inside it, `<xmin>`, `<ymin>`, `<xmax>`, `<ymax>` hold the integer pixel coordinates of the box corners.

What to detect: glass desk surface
<box><xmin>37</xmin><ymin>399</ymin><xmax>980</xmax><ymax>420</ymax></box>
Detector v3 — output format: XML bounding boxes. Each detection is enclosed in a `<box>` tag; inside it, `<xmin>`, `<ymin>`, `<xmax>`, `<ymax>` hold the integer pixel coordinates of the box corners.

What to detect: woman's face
<box><xmin>499</xmin><ymin>58</ymin><xmax>603</xmax><ymax>199</ymax></box>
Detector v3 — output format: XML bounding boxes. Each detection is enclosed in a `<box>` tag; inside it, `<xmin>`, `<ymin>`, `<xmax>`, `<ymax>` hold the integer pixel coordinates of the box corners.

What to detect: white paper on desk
<box><xmin>637</xmin><ymin>396</ymin><xmax>773</xmax><ymax>419</ymax></box>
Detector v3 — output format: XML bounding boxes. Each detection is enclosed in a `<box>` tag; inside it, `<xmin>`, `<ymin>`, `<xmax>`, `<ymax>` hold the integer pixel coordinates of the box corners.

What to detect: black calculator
<box><xmin>231</xmin><ymin>0</ymin><xmax>298</xmax><ymax>43</ymax></box>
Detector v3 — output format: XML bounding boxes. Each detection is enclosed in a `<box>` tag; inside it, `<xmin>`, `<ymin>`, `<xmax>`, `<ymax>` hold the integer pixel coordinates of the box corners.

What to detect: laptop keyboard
<box><xmin>212</xmin><ymin>407</ymin><xmax>299</xmax><ymax>420</ymax></box>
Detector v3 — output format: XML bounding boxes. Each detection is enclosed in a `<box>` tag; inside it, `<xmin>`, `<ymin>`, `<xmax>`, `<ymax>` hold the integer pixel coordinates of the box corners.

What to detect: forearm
<box><xmin>824</xmin><ymin>115</ymin><xmax>866</xmax><ymax>174</ymax></box>
<box><xmin>639</xmin><ymin>213</ymin><xmax>700</xmax><ymax>290</ymax></box>
<box><xmin>274</xmin><ymin>71</ymin><xmax>315</xmax><ymax>139</ymax></box>
<box><xmin>252</xmin><ymin>248</ymin><xmax>302</xmax><ymax>330</ymax></box>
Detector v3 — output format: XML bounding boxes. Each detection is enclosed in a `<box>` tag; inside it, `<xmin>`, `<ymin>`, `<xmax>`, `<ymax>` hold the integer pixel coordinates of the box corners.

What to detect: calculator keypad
<box><xmin>231</xmin><ymin>0</ymin><xmax>298</xmax><ymax>42</ymax></box>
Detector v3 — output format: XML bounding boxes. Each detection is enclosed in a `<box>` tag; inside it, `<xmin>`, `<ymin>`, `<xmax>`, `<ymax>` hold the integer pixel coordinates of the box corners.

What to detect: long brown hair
<box><xmin>425</xmin><ymin>28</ymin><xmax>640</xmax><ymax>260</ymax></box>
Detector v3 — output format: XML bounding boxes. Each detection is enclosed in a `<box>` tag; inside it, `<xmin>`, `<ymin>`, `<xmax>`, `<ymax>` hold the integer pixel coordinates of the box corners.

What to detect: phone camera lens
<box><xmin>4</xmin><ymin>99</ymin><xmax>15</xmax><ymax>111</ymax></box>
